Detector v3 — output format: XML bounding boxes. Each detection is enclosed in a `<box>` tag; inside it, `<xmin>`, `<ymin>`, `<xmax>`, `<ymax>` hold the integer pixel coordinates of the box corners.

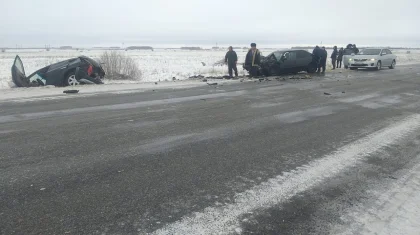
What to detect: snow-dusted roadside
<box><xmin>0</xmin><ymin>80</ymin><xmax>213</xmax><ymax>103</ymax></box>
<box><xmin>331</xmin><ymin>155</ymin><xmax>420</xmax><ymax>235</ymax></box>
<box><xmin>1</xmin><ymin>49</ymin><xmax>420</xmax><ymax>89</ymax></box>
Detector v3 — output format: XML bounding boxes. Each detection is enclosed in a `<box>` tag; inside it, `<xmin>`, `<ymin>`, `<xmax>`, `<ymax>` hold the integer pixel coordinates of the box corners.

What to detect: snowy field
<box><xmin>1</xmin><ymin>48</ymin><xmax>420</xmax><ymax>89</ymax></box>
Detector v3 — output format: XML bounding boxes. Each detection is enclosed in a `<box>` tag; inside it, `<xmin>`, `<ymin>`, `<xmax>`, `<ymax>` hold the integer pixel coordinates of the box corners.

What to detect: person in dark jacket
<box><xmin>244</xmin><ymin>43</ymin><xmax>261</xmax><ymax>77</ymax></box>
<box><xmin>319</xmin><ymin>46</ymin><xmax>328</xmax><ymax>73</ymax></box>
<box><xmin>337</xmin><ymin>47</ymin><xmax>344</xmax><ymax>68</ymax></box>
<box><xmin>225</xmin><ymin>46</ymin><xmax>238</xmax><ymax>78</ymax></box>
<box><xmin>331</xmin><ymin>46</ymin><xmax>338</xmax><ymax>70</ymax></box>
<box><xmin>353</xmin><ymin>44</ymin><xmax>359</xmax><ymax>54</ymax></box>
<box><xmin>312</xmin><ymin>46</ymin><xmax>322</xmax><ymax>70</ymax></box>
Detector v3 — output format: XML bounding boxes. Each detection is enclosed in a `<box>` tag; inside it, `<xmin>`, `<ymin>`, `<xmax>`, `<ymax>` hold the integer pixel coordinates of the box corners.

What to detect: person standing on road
<box><xmin>337</xmin><ymin>47</ymin><xmax>344</xmax><ymax>68</ymax></box>
<box><xmin>225</xmin><ymin>46</ymin><xmax>238</xmax><ymax>78</ymax></box>
<box><xmin>245</xmin><ymin>43</ymin><xmax>261</xmax><ymax>77</ymax></box>
<box><xmin>312</xmin><ymin>46</ymin><xmax>322</xmax><ymax>72</ymax></box>
<box><xmin>320</xmin><ymin>46</ymin><xmax>328</xmax><ymax>73</ymax></box>
<box><xmin>353</xmin><ymin>44</ymin><xmax>359</xmax><ymax>54</ymax></box>
<box><xmin>331</xmin><ymin>46</ymin><xmax>338</xmax><ymax>70</ymax></box>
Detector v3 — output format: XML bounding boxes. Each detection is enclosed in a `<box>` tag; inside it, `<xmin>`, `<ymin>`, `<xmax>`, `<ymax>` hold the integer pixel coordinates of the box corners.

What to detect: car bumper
<box><xmin>348</xmin><ymin>61</ymin><xmax>377</xmax><ymax>68</ymax></box>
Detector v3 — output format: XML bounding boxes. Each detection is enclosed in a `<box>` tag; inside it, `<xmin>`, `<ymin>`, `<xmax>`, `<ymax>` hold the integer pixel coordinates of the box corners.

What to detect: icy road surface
<box><xmin>1</xmin><ymin>64</ymin><xmax>420</xmax><ymax>234</ymax></box>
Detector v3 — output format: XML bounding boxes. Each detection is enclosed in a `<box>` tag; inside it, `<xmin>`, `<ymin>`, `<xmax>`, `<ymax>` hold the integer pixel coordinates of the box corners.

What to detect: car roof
<box><xmin>79</xmin><ymin>56</ymin><xmax>101</xmax><ymax>67</ymax></box>
<box><xmin>272</xmin><ymin>49</ymin><xmax>308</xmax><ymax>53</ymax></box>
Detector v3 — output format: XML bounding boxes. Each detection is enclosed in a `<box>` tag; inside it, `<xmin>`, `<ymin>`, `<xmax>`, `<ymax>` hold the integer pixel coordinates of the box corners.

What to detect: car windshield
<box><xmin>28</xmin><ymin>73</ymin><xmax>46</xmax><ymax>84</ymax></box>
<box><xmin>358</xmin><ymin>49</ymin><xmax>381</xmax><ymax>55</ymax></box>
<box><xmin>273</xmin><ymin>51</ymin><xmax>283</xmax><ymax>61</ymax></box>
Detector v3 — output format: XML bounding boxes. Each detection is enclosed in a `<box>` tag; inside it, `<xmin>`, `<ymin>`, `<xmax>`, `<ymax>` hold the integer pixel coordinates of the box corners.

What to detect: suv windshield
<box><xmin>358</xmin><ymin>49</ymin><xmax>381</xmax><ymax>55</ymax></box>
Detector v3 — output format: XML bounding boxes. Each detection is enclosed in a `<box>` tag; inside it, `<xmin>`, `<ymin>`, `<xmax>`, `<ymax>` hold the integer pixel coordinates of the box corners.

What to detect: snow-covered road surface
<box><xmin>1</xmin><ymin>64</ymin><xmax>420</xmax><ymax>235</ymax></box>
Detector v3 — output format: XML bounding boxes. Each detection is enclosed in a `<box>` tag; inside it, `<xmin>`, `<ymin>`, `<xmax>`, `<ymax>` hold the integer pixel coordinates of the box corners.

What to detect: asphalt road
<box><xmin>1</xmin><ymin>65</ymin><xmax>420</xmax><ymax>235</ymax></box>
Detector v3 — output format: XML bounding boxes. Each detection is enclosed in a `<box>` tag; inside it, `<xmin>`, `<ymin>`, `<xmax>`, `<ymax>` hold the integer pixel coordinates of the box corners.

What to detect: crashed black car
<box><xmin>11</xmin><ymin>55</ymin><xmax>105</xmax><ymax>87</ymax></box>
<box><xmin>260</xmin><ymin>49</ymin><xmax>318</xmax><ymax>76</ymax></box>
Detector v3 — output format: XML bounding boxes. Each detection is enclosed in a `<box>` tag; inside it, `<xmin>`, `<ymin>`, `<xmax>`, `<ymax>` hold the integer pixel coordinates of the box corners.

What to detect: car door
<box><xmin>296</xmin><ymin>50</ymin><xmax>312</xmax><ymax>70</ymax></box>
<box><xmin>380</xmin><ymin>49</ymin><xmax>390</xmax><ymax>66</ymax></box>
<box><xmin>280</xmin><ymin>51</ymin><xmax>297</xmax><ymax>73</ymax></box>
<box><xmin>386</xmin><ymin>49</ymin><xmax>394</xmax><ymax>65</ymax></box>
<box><xmin>11</xmin><ymin>55</ymin><xmax>30</xmax><ymax>87</ymax></box>
<box><xmin>45</xmin><ymin>60</ymin><xmax>71</xmax><ymax>85</ymax></box>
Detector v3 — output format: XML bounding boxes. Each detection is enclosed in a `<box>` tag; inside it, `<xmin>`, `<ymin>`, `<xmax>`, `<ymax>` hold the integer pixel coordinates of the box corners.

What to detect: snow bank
<box><xmin>0</xmin><ymin>80</ymin><xmax>212</xmax><ymax>103</ymax></box>
<box><xmin>1</xmin><ymin>48</ymin><xmax>420</xmax><ymax>89</ymax></box>
<box><xmin>331</xmin><ymin>155</ymin><xmax>420</xmax><ymax>235</ymax></box>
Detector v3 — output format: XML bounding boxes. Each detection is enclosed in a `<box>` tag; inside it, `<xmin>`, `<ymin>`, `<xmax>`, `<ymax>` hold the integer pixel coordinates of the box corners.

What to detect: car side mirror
<box><xmin>281</xmin><ymin>56</ymin><xmax>287</xmax><ymax>61</ymax></box>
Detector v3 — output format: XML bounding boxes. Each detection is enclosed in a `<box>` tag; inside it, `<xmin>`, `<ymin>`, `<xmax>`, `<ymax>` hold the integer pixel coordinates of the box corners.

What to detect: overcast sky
<box><xmin>0</xmin><ymin>0</ymin><xmax>419</xmax><ymax>47</ymax></box>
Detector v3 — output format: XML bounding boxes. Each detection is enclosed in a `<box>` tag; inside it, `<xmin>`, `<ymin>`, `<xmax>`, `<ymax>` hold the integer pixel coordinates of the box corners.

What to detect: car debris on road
<box><xmin>63</xmin><ymin>90</ymin><xmax>79</xmax><ymax>94</ymax></box>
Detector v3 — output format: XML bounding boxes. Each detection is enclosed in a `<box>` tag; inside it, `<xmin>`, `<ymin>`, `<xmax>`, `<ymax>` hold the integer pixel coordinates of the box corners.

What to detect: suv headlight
<box><xmin>370</xmin><ymin>58</ymin><xmax>375</xmax><ymax>61</ymax></box>
<box><xmin>349</xmin><ymin>58</ymin><xmax>353</xmax><ymax>61</ymax></box>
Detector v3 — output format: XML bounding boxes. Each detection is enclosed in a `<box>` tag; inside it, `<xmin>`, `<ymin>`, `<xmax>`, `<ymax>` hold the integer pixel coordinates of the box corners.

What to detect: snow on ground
<box><xmin>1</xmin><ymin>48</ymin><xmax>420</xmax><ymax>90</ymax></box>
<box><xmin>0</xmin><ymin>80</ymin><xmax>223</xmax><ymax>103</ymax></box>
<box><xmin>331</xmin><ymin>154</ymin><xmax>420</xmax><ymax>235</ymax></box>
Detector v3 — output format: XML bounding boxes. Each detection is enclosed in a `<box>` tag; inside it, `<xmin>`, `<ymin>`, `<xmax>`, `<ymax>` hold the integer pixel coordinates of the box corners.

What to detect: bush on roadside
<box><xmin>99</xmin><ymin>51</ymin><xmax>142</xmax><ymax>80</ymax></box>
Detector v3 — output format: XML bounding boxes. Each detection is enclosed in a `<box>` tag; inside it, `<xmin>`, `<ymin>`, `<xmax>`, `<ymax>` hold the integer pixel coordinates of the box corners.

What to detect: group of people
<box><xmin>224</xmin><ymin>43</ymin><xmax>360</xmax><ymax>77</ymax></box>
<box><xmin>314</xmin><ymin>44</ymin><xmax>360</xmax><ymax>71</ymax></box>
<box><xmin>312</xmin><ymin>46</ymin><xmax>328</xmax><ymax>72</ymax></box>
<box><xmin>225</xmin><ymin>43</ymin><xmax>261</xmax><ymax>78</ymax></box>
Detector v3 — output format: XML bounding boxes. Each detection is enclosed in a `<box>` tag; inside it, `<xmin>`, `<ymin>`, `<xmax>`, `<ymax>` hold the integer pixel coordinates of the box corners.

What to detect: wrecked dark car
<box><xmin>259</xmin><ymin>50</ymin><xmax>318</xmax><ymax>76</ymax></box>
<box><xmin>11</xmin><ymin>55</ymin><xmax>105</xmax><ymax>87</ymax></box>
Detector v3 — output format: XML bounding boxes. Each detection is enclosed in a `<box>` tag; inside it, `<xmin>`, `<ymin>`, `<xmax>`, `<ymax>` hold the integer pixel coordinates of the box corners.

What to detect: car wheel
<box><xmin>268</xmin><ymin>68</ymin><xmax>278</xmax><ymax>76</ymax></box>
<box><xmin>344</xmin><ymin>65</ymin><xmax>348</xmax><ymax>69</ymax></box>
<box><xmin>64</xmin><ymin>72</ymin><xmax>80</xmax><ymax>86</ymax></box>
<box><xmin>350</xmin><ymin>67</ymin><xmax>357</xmax><ymax>70</ymax></box>
<box><xmin>307</xmin><ymin>64</ymin><xmax>317</xmax><ymax>73</ymax></box>
<box><xmin>261</xmin><ymin>68</ymin><xmax>270</xmax><ymax>77</ymax></box>
<box><xmin>389</xmin><ymin>60</ymin><xmax>396</xmax><ymax>69</ymax></box>
<box><xmin>375</xmin><ymin>61</ymin><xmax>382</xmax><ymax>71</ymax></box>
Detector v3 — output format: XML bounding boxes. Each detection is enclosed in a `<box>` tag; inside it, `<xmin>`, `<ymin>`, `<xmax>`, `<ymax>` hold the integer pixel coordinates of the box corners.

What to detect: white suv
<box><xmin>348</xmin><ymin>48</ymin><xmax>397</xmax><ymax>70</ymax></box>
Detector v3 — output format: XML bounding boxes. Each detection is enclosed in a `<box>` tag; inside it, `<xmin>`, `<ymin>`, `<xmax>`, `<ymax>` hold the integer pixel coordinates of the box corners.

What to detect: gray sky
<box><xmin>1</xmin><ymin>0</ymin><xmax>419</xmax><ymax>47</ymax></box>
